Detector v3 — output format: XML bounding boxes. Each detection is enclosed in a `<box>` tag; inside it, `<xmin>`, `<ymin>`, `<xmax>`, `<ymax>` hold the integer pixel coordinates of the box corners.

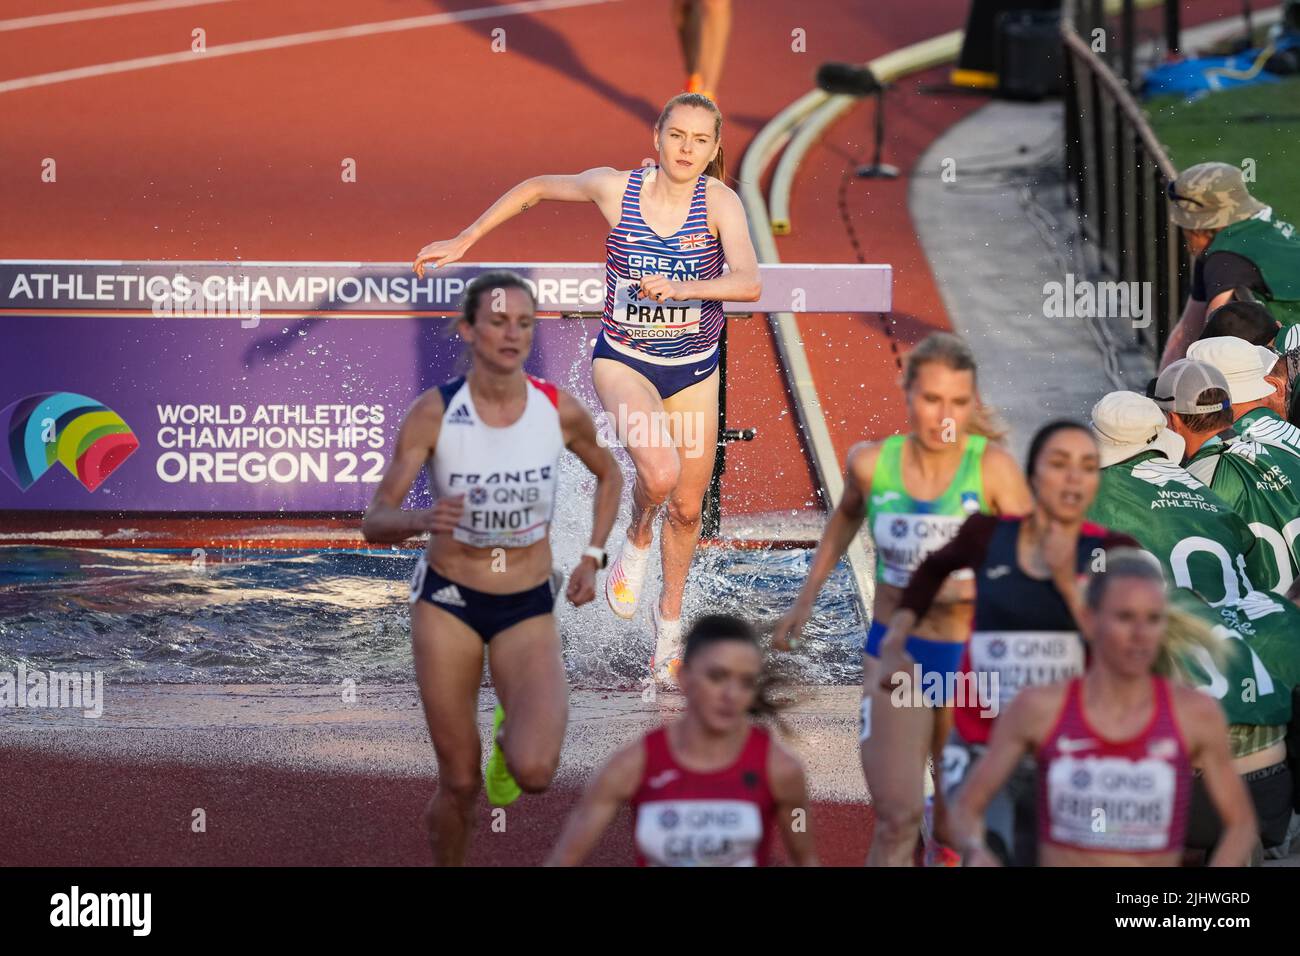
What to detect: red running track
<box><xmin>0</xmin><ymin>0</ymin><xmax>1249</xmax><ymax>865</ymax></box>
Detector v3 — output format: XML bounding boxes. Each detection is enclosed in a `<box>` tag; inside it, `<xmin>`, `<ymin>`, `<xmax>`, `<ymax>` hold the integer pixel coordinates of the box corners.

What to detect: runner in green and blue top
<box><xmin>774</xmin><ymin>332</ymin><xmax>1032</xmax><ymax>867</ymax></box>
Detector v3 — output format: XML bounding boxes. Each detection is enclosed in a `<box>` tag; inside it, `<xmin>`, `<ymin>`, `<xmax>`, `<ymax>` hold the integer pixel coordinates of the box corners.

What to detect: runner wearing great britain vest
<box><xmin>414</xmin><ymin>93</ymin><xmax>761</xmax><ymax>688</ymax></box>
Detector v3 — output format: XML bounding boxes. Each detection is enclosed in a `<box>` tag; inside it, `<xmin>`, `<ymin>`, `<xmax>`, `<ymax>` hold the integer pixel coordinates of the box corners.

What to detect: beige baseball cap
<box><xmin>1090</xmin><ymin>391</ymin><xmax>1187</xmax><ymax>468</ymax></box>
<box><xmin>1167</xmin><ymin>162</ymin><xmax>1267</xmax><ymax>231</ymax></box>
<box><xmin>1186</xmin><ymin>336</ymin><xmax>1278</xmax><ymax>404</ymax></box>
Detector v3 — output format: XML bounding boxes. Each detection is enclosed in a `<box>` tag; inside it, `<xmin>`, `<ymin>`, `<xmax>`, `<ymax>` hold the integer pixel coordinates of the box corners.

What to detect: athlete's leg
<box><xmin>658</xmin><ymin>368</ymin><xmax>719</xmax><ymax>620</ymax></box>
<box><xmin>487</xmin><ymin>614</ymin><xmax>569</xmax><ymax>793</ymax></box>
<box><xmin>593</xmin><ymin>358</ymin><xmax>680</xmax><ymax>550</ymax></box>
<box><xmin>673</xmin><ymin>0</ymin><xmax>700</xmax><ymax>76</ymax></box>
<box><xmin>861</xmin><ymin>677</ymin><xmax>933</xmax><ymax>866</ymax></box>
<box><xmin>928</xmin><ymin>705</ymin><xmax>957</xmax><ymax>846</ymax></box>
<box><xmin>694</xmin><ymin>0</ymin><xmax>731</xmax><ymax>99</ymax></box>
<box><xmin>411</xmin><ymin>601</ymin><xmax>487</xmax><ymax>866</ymax></box>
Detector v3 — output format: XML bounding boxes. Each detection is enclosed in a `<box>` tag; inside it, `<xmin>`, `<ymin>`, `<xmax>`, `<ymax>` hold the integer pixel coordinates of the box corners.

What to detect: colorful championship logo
<box><xmin>0</xmin><ymin>392</ymin><xmax>139</xmax><ymax>492</ymax></box>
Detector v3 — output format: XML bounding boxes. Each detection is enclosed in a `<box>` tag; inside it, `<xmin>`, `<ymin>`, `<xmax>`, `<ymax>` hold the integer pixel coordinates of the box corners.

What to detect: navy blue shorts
<box><xmin>409</xmin><ymin>556</ymin><xmax>559</xmax><ymax>642</ymax></box>
<box><xmin>592</xmin><ymin>331</ymin><xmax>718</xmax><ymax>400</ymax></box>
<box><xmin>862</xmin><ymin>619</ymin><xmax>965</xmax><ymax>701</ymax></box>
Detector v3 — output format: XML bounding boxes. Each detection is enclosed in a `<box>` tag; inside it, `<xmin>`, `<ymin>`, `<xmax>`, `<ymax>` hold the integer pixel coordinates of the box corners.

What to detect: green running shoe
<box><xmin>485</xmin><ymin>703</ymin><xmax>521</xmax><ymax>807</ymax></box>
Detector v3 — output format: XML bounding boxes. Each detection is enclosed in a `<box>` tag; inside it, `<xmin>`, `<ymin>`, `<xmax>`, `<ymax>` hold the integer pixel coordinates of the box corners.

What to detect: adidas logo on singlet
<box><xmin>447</xmin><ymin>404</ymin><xmax>473</xmax><ymax>425</ymax></box>
<box><xmin>430</xmin><ymin>584</ymin><xmax>467</xmax><ymax>607</ymax></box>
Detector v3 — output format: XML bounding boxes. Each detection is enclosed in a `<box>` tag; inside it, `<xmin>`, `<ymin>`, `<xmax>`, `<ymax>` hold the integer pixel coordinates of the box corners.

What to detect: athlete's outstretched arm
<box><xmin>769</xmin><ymin>739</ymin><xmax>819</xmax><ymax>866</ymax></box>
<box><xmin>772</xmin><ymin>443</ymin><xmax>876</xmax><ymax>651</ymax></box>
<box><xmin>948</xmin><ymin>686</ymin><xmax>1054</xmax><ymax>866</ymax></box>
<box><xmin>413</xmin><ymin>167</ymin><xmax>622</xmax><ymax>276</ymax></box>
<box><xmin>361</xmin><ymin>391</ymin><xmax>463</xmax><ymax>543</ymax></box>
<box><xmin>642</xmin><ymin>185</ymin><xmax>760</xmax><ymax>304</ymax></box>
<box><xmin>558</xmin><ymin>389</ymin><xmax>623</xmax><ymax>606</ymax></box>
<box><xmin>1180</xmin><ymin>689</ymin><xmax>1257</xmax><ymax>866</ymax></box>
<box><xmin>545</xmin><ymin>740</ymin><xmax>645</xmax><ymax>866</ymax></box>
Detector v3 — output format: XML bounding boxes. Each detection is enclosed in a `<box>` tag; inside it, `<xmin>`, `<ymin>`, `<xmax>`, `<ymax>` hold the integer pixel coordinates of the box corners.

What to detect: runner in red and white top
<box><xmin>947</xmin><ymin>550</ymin><xmax>1257</xmax><ymax>866</ymax></box>
<box><xmin>546</xmin><ymin>614</ymin><xmax>817</xmax><ymax>866</ymax></box>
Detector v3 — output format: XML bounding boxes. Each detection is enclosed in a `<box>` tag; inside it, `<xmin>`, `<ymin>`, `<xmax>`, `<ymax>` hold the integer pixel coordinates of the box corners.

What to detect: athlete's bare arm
<box><xmin>361</xmin><ymin>390</ymin><xmax>464</xmax><ymax>543</ymax></box>
<box><xmin>948</xmin><ymin>684</ymin><xmax>1062</xmax><ymax>866</ymax></box>
<box><xmin>413</xmin><ymin>167</ymin><xmax>625</xmax><ymax>275</ymax></box>
<box><xmin>1175</xmin><ymin>687</ymin><xmax>1257</xmax><ymax>866</ymax></box>
<box><xmin>982</xmin><ymin>443</ymin><xmax>1034</xmax><ymax>517</ymax></box>
<box><xmin>772</xmin><ymin>442</ymin><xmax>879</xmax><ymax>650</ymax></box>
<box><xmin>642</xmin><ymin>183</ymin><xmax>760</xmax><ymax>304</ymax></box>
<box><xmin>545</xmin><ymin>740</ymin><xmax>646</xmax><ymax>866</ymax></box>
<box><xmin>768</xmin><ymin>739</ymin><xmax>819</xmax><ymax>866</ymax></box>
<box><xmin>557</xmin><ymin>388</ymin><xmax>623</xmax><ymax>606</ymax></box>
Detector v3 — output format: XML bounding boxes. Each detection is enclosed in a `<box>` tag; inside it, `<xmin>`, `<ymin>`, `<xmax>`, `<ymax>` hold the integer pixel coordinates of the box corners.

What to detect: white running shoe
<box><xmin>651</xmin><ymin>603</ymin><xmax>684</xmax><ymax>687</ymax></box>
<box><xmin>605</xmin><ymin>535</ymin><xmax>651</xmax><ymax>620</ymax></box>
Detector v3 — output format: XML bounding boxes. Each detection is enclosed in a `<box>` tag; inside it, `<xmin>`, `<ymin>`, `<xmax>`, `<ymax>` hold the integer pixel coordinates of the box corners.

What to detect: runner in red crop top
<box><xmin>546</xmin><ymin>614</ymin><xmax>817</xmax><ymax>867</ymax></box>
<box><xmin>947</xmin><ymin>551</ymin><xmax>1256</xmax><ymax>866</ymax></box>
<box><xmin>628</xmin><ymin>724</ymin><xmax>775</xmax><ymax>866</ymax></box>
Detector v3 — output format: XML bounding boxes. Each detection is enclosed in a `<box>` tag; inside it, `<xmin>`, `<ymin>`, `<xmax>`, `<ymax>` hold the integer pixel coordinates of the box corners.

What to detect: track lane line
<box><xmin>0</xmin><ymin>0</ymin><xmax>238</xmax><ymax>34</ymax></box>
<box><xmin>0</xmin><ymin>0</ymin><xmax>618</xmax><ymax>95</ymax></box>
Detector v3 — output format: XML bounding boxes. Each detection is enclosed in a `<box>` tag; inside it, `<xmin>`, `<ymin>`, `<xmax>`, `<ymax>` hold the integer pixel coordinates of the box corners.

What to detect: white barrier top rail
<box><xmin>0</xmin><ymin>261</ymin><xmax>891</xmax><ymax>316</ymax></box>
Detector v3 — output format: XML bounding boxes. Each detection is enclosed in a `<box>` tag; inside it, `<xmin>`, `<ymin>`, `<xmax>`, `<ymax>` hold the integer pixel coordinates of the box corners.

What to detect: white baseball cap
<box><xmin>1151</xmin><ymin>359</ymin><xmax>1230</xmax><ymax>415</ymax></box>
<box><xmin>1187</xmin><ymin>336</ymin><xmax>1279</xmax><ymax>404</ymax></box>
<box><xmin>1090</xmin><ymin>391</ymin><xmax>1187</xmax><ymax>468</ymax></box>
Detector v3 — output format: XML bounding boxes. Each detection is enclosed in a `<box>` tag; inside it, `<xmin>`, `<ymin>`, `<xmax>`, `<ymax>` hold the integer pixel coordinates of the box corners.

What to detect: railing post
<box><xmin>1165</xmin><ymin>0</ymin><xmax>1181</xmax><ymax>55</ymax></box>
<box><xmin>1122</xmin><ymin>0</ymin><xmax>1137</xmax><ymax>85</ymax></box>
<box><xmin>702</xmin><ymin>321</ymin><xmax>727</xmax><ymax>538</ymax></box>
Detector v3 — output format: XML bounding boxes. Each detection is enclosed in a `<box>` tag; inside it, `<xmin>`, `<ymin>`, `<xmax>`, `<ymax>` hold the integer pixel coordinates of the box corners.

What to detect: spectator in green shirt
<box><xmin>1157</xmin><ymin>358</ymin><xmax>1300</xmax><ymax>595</ymax></box>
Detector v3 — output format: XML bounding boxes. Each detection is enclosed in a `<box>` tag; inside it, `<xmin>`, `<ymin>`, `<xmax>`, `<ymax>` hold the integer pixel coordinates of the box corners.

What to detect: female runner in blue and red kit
<box><xmin>947</xmin><ymin>550</ymin><xmax>1257</xmax><ymax>866</ymax></box>
<box><xmin>545</xmin><ymin>614</ymin><xmax>817</xmax><ymax>866</ymax></box>
<box><xmin>414</xmin><ymin>93</ymin><xmax>761</xmax><ymax>684</ymax></box>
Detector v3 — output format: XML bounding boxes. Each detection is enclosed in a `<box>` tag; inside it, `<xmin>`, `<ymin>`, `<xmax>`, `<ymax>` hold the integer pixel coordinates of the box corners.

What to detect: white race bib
<box><xmin>611</xmin><ymin>277</ymin><xmax>702</xmax><ymax>341</ymax></box>
<box><xmin>968</xmin><ymin>630</ymin><xmax>1085</xmax><ymax>710</ymax></box>
<box><xmin>1047</xmin><ymin>754</ymin><xmax>1177</xmax><ymax>851</ymax></box>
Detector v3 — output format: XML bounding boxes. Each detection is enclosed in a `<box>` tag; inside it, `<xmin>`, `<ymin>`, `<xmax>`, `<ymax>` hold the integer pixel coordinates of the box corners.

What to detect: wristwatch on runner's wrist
<box><xmin>583</xmin><ymin>546</ymin><xmax>608</xmax><ymax>569</ymax></box>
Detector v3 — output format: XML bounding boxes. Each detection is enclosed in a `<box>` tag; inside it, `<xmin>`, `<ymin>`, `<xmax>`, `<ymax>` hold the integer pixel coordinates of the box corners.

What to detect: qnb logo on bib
<box><xmin>635</xmin><ymin>799</ymin><xmax>762</xmax><ymax>867</ymax></box>
<box><xmin>611</xmin><ymin>278</ymin><xmax>702</xmax><ymax>341</ymax></box>
<box><xmin>447</xmin><ymin>466</ymin><xmax>552</xmax><ymax>548</ymax></box>
<box><xmin>1047</xmin><ymin>755</ymin><xmax>1176</xmax><ymax>851</ymax></box>
<box><xmin>970</xmin><ymin>631</ymin><xmax>1084</xmax><ymax>706</ymax></box>
<box><xmin>875</xmin><ymin>512</ymin><xmax>965</xmax><ymax>584</ymax></box>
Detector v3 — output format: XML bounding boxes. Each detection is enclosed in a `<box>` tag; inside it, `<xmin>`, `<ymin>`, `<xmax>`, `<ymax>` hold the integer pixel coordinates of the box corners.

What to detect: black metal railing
<box><xmin>1062</xmin><ymin>0</ymin><xmax>1188</xmax><ymax>357</ymax></box>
